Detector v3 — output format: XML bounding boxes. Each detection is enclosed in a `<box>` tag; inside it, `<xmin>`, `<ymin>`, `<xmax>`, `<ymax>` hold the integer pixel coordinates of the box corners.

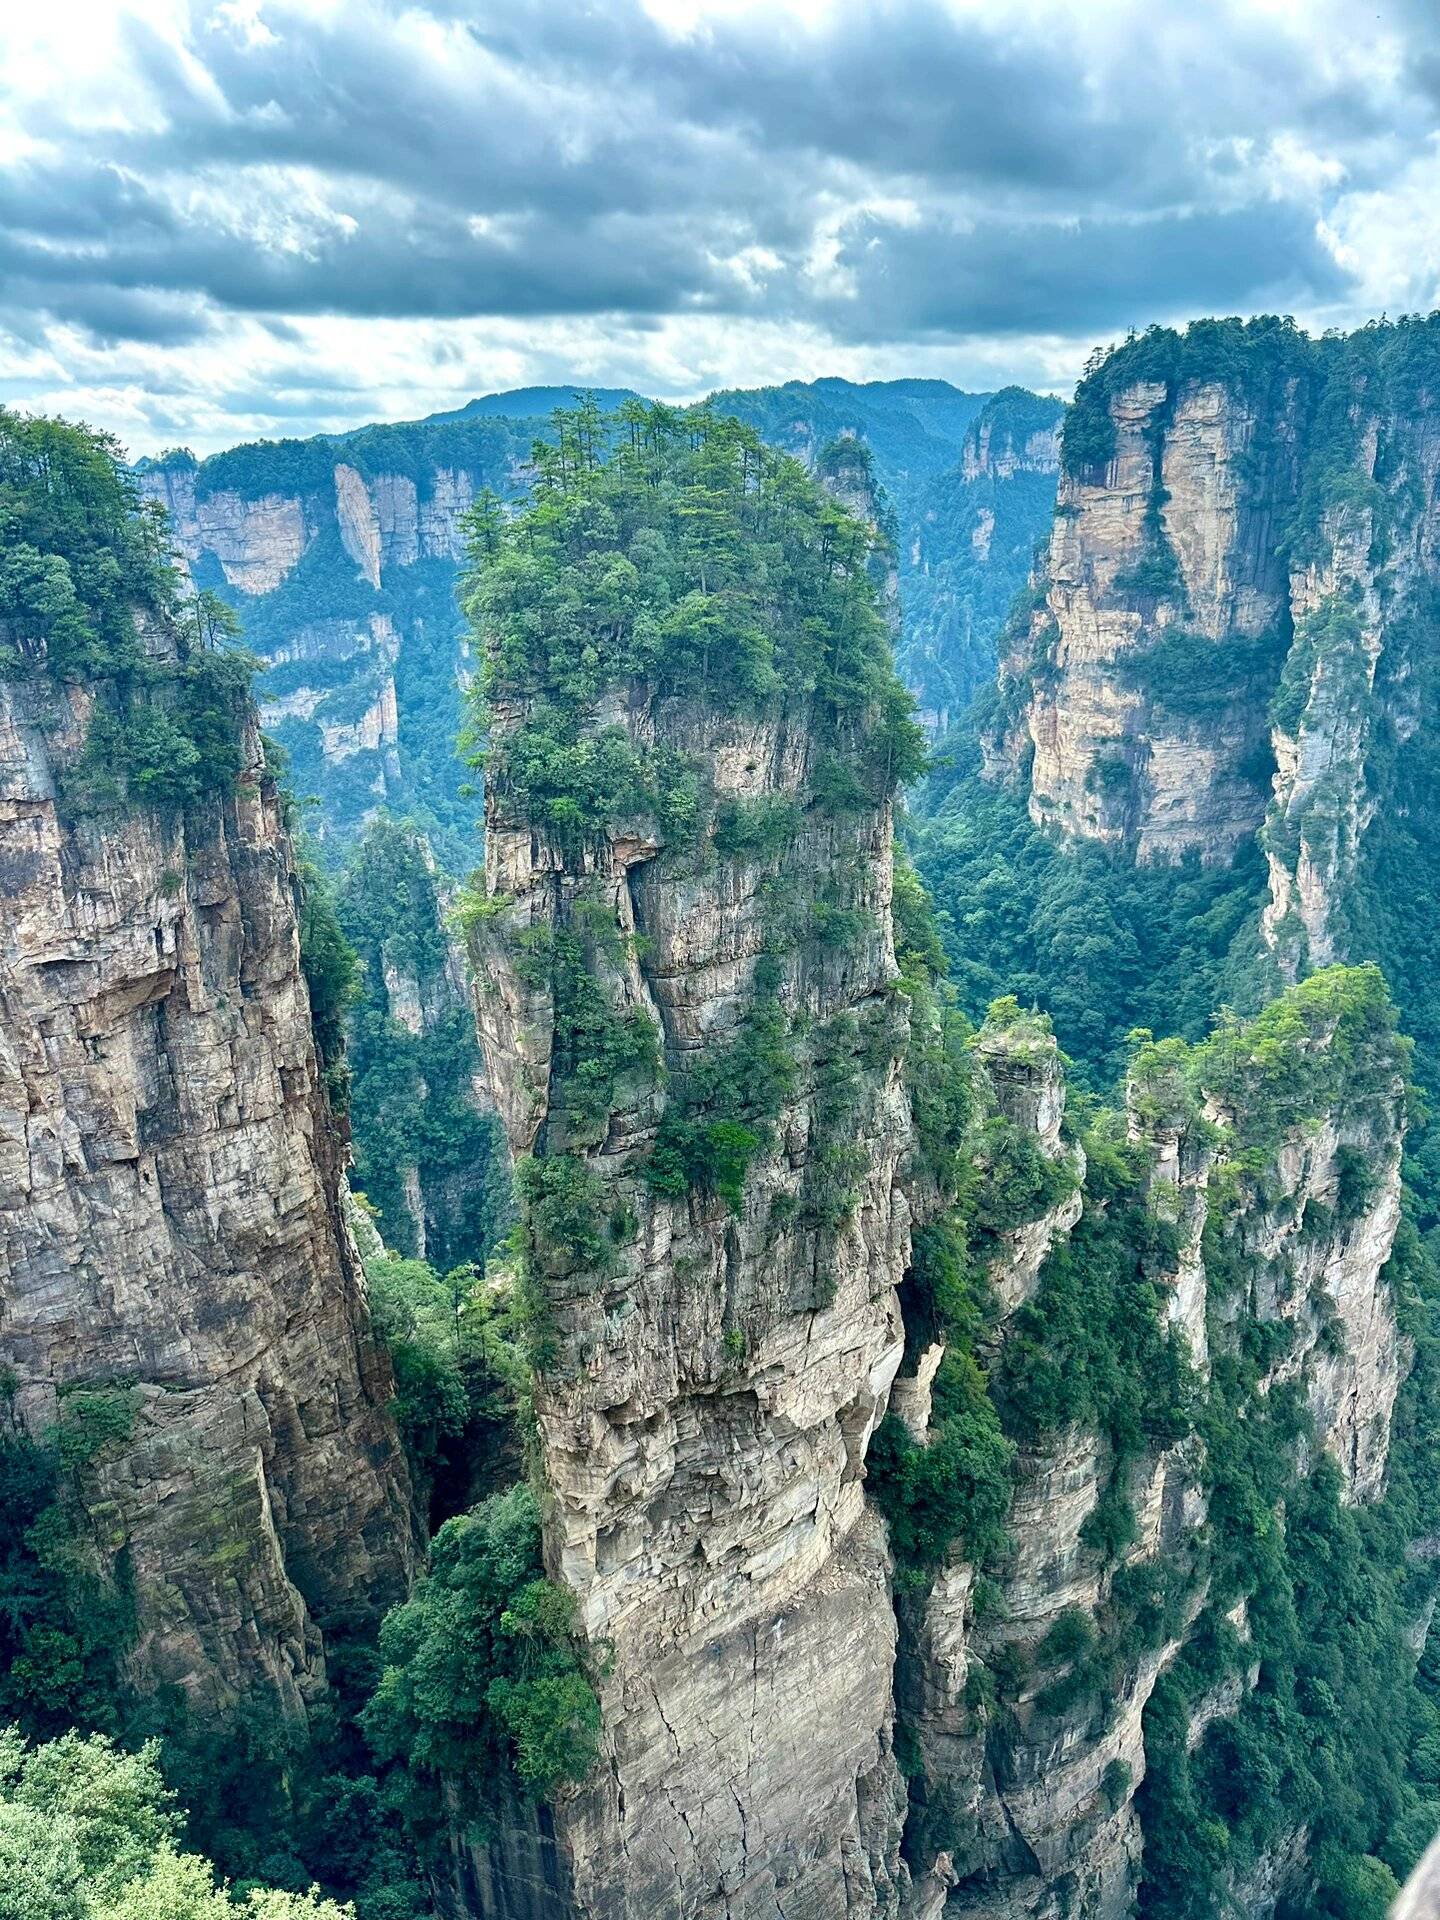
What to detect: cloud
<box><xmin>2</xmin><ymin>0</ymin><xmax>1437</xmax><ymax>451</ymax></box>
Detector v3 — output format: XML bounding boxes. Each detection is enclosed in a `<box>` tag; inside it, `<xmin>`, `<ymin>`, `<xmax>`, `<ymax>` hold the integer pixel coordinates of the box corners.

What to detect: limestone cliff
<box><xmin>897</xmin><ymin>975</ymin><xmax>1407</xmax><ymax>1920</ymax></box>
<box><xmin>139</xmin><ymin>442</ymin><xmax>509</xmax><ymax>863</ymax></box>
<box><xmin>0</xmin><ymin>663</ymin><xmax>414</xmax><ymax>1720</ymax></box>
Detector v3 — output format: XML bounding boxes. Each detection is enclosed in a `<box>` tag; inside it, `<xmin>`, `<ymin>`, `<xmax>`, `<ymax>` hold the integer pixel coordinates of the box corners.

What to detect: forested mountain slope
<box><xmin>914</xmin><ymin>316</ymin><xmax>1440</xmax><ymax>1164</ymax></box>
<box><xmin>909</xmin><ymin>315</ymin><xmax>1440</xmax><ymax>1916</ymax></box>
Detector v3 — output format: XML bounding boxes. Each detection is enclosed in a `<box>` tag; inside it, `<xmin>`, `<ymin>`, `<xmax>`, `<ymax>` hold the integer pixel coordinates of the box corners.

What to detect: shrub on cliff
<box><xmin>361</xmin><ymin>1486</ymin><xmax>599</xmax><ymax>1827</ymax></box>
<box><xmin>462</xmin><ymin>398</ymin><xmax>926</xmax><ymax>845</ymax></box>
<box><xmin>0</xmin><ymin>408</ymin><xmax>259</xmax><ymax>811</ymax></box>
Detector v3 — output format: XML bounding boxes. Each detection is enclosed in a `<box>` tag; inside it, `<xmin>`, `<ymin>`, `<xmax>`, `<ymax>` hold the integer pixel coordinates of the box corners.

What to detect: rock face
<box><xmin>991</xmin><ymin>319</ymin><xmax>1440</xmax><ymax>977</ymax></box>
<box><xmin>1208</xmin><ymin>1092</ymin><xmax>1406</xmax><ymax>1502</ymax></box>
<box><xmin>898</xmin><ymin>996</ymin><xmax>1405</xmax><ymax>1920</ymax></box>
<box><xmin>0</xmin><ymin>669</ymin><xmax>414</xmax><ymax>1719</ymax></box>
<box><xmin>138</xmin><ymin>438</ymin><xmax>525</xmax><ymax>859</ymax></box>
<box><xmin>1001</xmin><ymin>377</ymin><xmax>1296</xmax><ymax>865</ymax></box>
<box><xmin>468</xmin><ymin>690</ymin><xmax>914</xmax><ymax>1920</ymax></box>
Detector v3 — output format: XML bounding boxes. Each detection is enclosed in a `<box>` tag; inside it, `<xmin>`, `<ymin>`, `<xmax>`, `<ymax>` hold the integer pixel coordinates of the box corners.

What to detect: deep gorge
<box><xmin>3</xmin><ymin>320</ymin><xmax>1440</xmax><ymax>1920</ymax></box>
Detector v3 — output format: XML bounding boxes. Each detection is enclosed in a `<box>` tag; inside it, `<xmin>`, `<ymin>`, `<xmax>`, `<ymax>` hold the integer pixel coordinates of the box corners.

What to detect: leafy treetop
<box><xmin>461</xmin><ymin>398</ymin><xmax>926</xmax><ymax>844</ymax></box>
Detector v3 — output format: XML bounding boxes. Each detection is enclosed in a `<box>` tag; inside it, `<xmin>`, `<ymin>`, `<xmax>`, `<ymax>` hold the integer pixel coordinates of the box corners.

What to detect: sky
<box><xmin>3</xmin><ymin>0</ymin><xmax>1440</xmax><ymax>457</ymax></box>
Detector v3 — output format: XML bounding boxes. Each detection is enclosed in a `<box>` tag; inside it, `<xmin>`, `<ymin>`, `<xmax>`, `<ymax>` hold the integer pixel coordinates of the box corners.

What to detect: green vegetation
<box><xmin>337</xmin><ymin>819</ymin><xmax>511</xmax><ymax>1267</ymax></box>
<box><xmin>463</xmin><ymin>398</ymin><xmax>926</xmax><ymax>849</ymax></box>
<box><xmin>297</xmin><ymin>848</ymin><xmax>360</xmax><ymax>1111</ymax></box>
<box><xmin>910</xmin><ymin>729</ymin><xmax>1272</xmax><ymax>1089</ymax></box>
<box><xmin>0</xmin><ymin>1426</ymin><xmax>133</xmax><ymax>1741</ymax></box>
<box><xmin>361</xmin><ymin>1486</ymin><xmax>600</xmax><ymax>1832</ymax></box>
<box><xmin>645</xmin><ymin>953</ymin><xmax>796</xmax><ymax>1214</ymax></box>
<box><xmin>0</xmin><ymin>409</ymin><xmax>257</xmax><ymax>812</ymax></box>
<box><xmin>868</xmin><ymin>1355</ymin><xmax>1013</xmax><ymax>1583</ymax></box>
<box><xmin>989</xmin><ymin>1112</ymin><xmax>1193</xmax><ymax>1454</ymax></box>
<box><xmin>358</xmin><ymin>1217</ymin><xmax>525</xmax><ymax>1526</ymax></box>
<box><xmin>0</xmin><ymin>1727</ymin><xmax>353</xmax><ymax>1920</ymax></box>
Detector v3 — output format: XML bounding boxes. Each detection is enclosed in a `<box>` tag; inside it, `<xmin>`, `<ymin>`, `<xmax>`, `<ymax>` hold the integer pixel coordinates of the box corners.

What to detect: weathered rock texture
<box><xmin>139</xmin><ymin>442</ymin><xmax>523</xmax><ymax>853</ymax></box>
<box><xmin>899</xmin><ymin>1006</ymin><xmax>1405</xmax><ymax>1920</ymax></box>
<box><xmin>0</xmin><ymin>669</ymin><xmax>414</xmax><ymax>1719</ymax></box>
<box><xmin>999</xmin><ymin>378</ymin><xmax>1297</xmax><ymax>865</ymax></box>
<box><xmin>469</xmin><ymin>690</ymin><xmax>915</xmax><ymax>1920</ymax></box>
<box><xmin>991</xmin><ymin>322</ymin><xmax>1440</xmax><ymax>978</ymax></box>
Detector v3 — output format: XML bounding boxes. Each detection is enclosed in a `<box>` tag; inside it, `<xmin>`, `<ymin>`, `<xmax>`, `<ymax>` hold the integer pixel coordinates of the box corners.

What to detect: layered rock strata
<box><xmin>900</xmin><ymin>997</ymin><xmax>1405</xmax><ymax>1920</ymax></box>
<box><xmin>1000</xmin><ymin>377</ymin><xmax>1299</xmax><ymax>865</ymax></box>
<box><xmin>992</xmin><ymin>321</ymin><xmax>1440</xmax><ymax>978</ymax></box>
<box><xmin>0</xmin><ymin>670</ymin><xmax>413</xmax><ymax>1719</ymax></box>
<box><xmin>468</xmin><ymin>690</ymin><xmax>916</xmax><ymax>1920</ymax></box>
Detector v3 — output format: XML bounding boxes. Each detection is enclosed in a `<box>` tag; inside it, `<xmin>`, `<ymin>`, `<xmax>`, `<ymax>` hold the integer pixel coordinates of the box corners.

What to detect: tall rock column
<box><xmin>462</xmin><ymin>412</ymin><xmax>926</xmax><ymax>1920</ymax></box>
<box><xmin>0</xmin><ymin>673</ymin><xmax>414</xmax><ymax>1719</ymax></box>
<box><xmin>1008</xmin><ymin>373</ymin><xmax>1299</xmax><ymax>864</ymax></box>
<box><xmin>472</xmin><ymin>696</ymin><xmax>913</xmax><ymax>1920</ymax></box>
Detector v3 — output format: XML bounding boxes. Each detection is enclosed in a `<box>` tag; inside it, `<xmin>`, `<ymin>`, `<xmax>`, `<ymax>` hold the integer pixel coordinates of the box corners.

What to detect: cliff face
<box><xmin>991</xmin><ymin>318</ymin><xmax>1440</xmax><ymax>980</ymax></box>
<box><xmin>0</xmin><ymin>669</ymin><xmax>414</xmax><ymax>1719</ymax></box>
<box><xmin>1000</xmin><ymin>377</ymin><xmax>1298</xmax><ymax>865</ymax></box>
<box><xmin>471</xmin><ymin>694</ymin><xmax>913</xmax><ymax>1920</ymax></box>
<box><xmin>139</xmin><ymin>446</ymin><xmax>516</xmax><ymax>864</ymax></box>
<box><xmin>899</xmin><ymin>984</ymin><xmax>1407</xmax><ymax>1920</ymax></box>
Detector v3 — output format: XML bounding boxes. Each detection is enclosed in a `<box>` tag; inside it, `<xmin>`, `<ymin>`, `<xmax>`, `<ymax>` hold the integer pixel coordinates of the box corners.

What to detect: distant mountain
<box><xmin>138</xmin><ymin>377</ymin><xmax>1061</xmax><ymax>864</ymax></box>
<box><xmin>901</xmin><ymin>386</ymin><xmax>1065</xmax><ymax>730</ymax></box>
<box><xmin>427</xmin><ymin>385</ymin><xmax>644</xmax><ymax>422</ymax></box>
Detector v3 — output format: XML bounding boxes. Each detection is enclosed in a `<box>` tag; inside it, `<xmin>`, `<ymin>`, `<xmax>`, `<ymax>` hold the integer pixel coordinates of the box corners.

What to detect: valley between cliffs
<box><xmin>3</xmin><ymin>355</ymin><xmax>1438</xmax><ymax>1920</ymax></box>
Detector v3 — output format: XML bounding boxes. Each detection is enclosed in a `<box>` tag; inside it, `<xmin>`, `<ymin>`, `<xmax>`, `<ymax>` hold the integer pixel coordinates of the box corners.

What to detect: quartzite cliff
<box><xmin>0</xmin><ymin>630</ymin><xmax>414</xmax><ymax>1720</ymax></box>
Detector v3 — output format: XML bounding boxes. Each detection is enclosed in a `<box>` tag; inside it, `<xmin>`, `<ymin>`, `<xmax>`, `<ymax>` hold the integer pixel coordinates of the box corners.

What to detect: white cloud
<box><xmin>1</xmin><ymin>0</ymin><xmax>1438</xmax><ymax>450</ymax></box>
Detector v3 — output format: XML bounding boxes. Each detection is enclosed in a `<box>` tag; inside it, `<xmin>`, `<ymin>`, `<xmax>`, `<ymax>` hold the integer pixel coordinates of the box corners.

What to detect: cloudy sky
<box><xmin>3</xmin><ymin>0</ymin><xmax>1439</xmax><ymax>456</ymax></box>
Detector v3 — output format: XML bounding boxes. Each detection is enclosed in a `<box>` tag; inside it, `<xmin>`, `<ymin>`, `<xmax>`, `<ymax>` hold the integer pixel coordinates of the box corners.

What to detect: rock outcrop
<box><xmin>998</xmin><ymin>375</ymin><xmax>1296</xmax><ymax>865</ymax></box>
<box><xmin>0</xmin><ymin>667</ymin><xmax>414</xmax><ymax>1720</ymax></box>
<box><xmin>898</xmin><ymin>978</ymin><xmax>1406</xmax><ymax>1920</ymax></box>
<box><xmin>138</xmin><ymin>441</ymin><xmax>516</xmax><ymax>856</ymax></box>
<box><xmin>469</xmin><ymin>692</ymin><xmax>914</xmax><ymax>1920</ymax></box>
<box><xmin>990</xmin><ymin>317</ymin><xmax>1440</xmax><ymax>978</ymax></box>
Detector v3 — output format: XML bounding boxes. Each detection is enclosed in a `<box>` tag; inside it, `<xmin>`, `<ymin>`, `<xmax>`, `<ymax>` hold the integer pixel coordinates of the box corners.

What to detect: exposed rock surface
<box><xmin>1001</xmin><ymin>379</ymin><xmax>1296</xmax><ymax>865</ymax></box>
<box><xmin>900</xmin><ymin>1011</ymin><xmax>1404</xmax><ymax>1920</ymax></box>
<box><xmin>468</xmin><ymin>688</ymin><xmax>915</xmax><ymax>1920</ymax></box>
<box><xmin>991</xmin><ymin>327</ymin><xmax>1440</xmax><ymax>979</ymax></box>
<box><xmin>0</xmin><ymin>670</ymin><xmax>414</xmax><ymax>1719</ymax></box>
<box><xmin>137</xmin><ymin>447</ymin><xmax>505</xmax><ymax>855</ymax></box>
